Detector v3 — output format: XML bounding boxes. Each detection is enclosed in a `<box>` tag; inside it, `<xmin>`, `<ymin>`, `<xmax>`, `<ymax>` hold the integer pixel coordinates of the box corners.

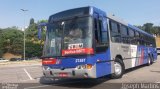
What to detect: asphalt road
<box><xmin>0</xmin><ymin>56</ymin><xmax>160</xmax><ymax>89</ymax></box>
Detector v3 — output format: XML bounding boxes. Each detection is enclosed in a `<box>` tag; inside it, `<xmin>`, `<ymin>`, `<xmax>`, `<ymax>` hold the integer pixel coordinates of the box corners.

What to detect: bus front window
<box><xmin>63</xmin><ymin>17</ymin><xmax>93</xmax><ymax>56</ymax></box>
<box><xmin>43</xmin><ymin>16</ymin><xmax>93</xmax><ymax>57</ymax></box>
<box><xmin>43</xmin><ymin>22</ymin><xmax>63</xmax><ymax>57</ymax></box>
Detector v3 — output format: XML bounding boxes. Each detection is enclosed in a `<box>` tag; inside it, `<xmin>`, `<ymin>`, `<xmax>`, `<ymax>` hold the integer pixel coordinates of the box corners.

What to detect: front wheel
<box><xmin>111</xmin><ymin>58</ymin><xmax>125</xmax><ymax>79</ymax></box>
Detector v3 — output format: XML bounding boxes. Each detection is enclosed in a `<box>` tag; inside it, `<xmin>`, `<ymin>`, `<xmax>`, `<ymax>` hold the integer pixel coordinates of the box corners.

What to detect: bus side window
<box><xmin>94</xmin><ymin>18</ymin><xmax>108</xmax><ymax>53</ymax></box>
<box><xmin>94</xmin><ymin>18</ymin><xmax>99</xmax><ymax>43</ymax></box>
<box><xmin>128</xmin><ymin>28</ymin><xmax>135</xmax><ymax>44</ymax></box>
<box><xmin>109</xmin><ymin>20</ymin><xmax>121</xmax><ymax>43</ymax></box>
<box><xmin>120</xmin><ymin>25</ymin><xmax>129</xmax><ymax>44</ymax></box>
<box><xmin>135</xmin><ymin>31</ymin><xmax>140</xmax><ymax>45</ymax></box>
<box><xmin>140</xmin><ymin>34</ymin><xmax>144</xmax><ymax>45</ymax></box>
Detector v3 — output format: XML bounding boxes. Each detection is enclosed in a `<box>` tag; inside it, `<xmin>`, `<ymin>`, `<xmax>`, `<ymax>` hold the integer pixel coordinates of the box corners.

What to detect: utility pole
<box><xmin>20</xmin><ymin>9</ymin><xmax>28</xmax><ymax>61</ymax></box>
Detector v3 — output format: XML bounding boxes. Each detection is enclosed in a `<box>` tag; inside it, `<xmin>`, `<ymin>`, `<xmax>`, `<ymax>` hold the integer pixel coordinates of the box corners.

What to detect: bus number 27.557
<box><xmin>75</xmin><ymin>59</ymin><xmax>86</xmax><ymax>63</ymax></box>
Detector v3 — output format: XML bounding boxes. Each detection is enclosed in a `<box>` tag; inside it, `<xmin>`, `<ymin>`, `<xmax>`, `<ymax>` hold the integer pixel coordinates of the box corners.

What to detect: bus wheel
<box><xmin>151</xmin><ymin>55</ymin><xmax>154</xmax><ymax>64</ymax></box>
<box><xmin>111</xmin><ymin>58</ymin><xmax>124</xmax><ymax>79</ymax></box>
<box><xmin>147</xmin><ymin>55</ymin><xmax>152</xmax><ymax>66</ymax></box>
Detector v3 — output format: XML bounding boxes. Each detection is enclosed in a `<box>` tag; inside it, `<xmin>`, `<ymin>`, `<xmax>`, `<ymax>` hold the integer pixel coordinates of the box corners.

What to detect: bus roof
<box><xmin>49</xmin><ymin>7</ymin><xmax>90</xmax><ymax>22</ymax></box>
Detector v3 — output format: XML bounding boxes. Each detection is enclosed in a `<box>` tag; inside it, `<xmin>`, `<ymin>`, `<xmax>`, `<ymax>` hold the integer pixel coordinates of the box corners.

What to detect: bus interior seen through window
<box><xmin>94</xmin><ymin>18</ymin><xmax>108</xmax><ymax>53</ymax></box>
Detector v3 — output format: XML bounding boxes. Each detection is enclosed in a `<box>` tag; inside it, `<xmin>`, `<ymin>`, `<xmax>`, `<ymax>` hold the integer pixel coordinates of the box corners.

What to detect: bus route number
<box><xmin>75</xmin><ymin>59</ymin><xmax>86</xmax><ymax>63</ymax></box>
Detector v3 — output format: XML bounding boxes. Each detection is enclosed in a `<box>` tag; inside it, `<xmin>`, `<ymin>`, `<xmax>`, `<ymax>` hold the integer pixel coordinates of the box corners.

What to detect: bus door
<box><xmin>93</xmin><ymin>13</ymin><xmax>111</xmax><ymax>77</ymax></box>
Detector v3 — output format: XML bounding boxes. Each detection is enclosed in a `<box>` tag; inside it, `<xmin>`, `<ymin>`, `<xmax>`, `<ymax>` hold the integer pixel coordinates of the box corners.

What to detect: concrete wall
<box><xmin>156</xmin><ymin>36</ymin><xmax>160</xmax><ymax>48</ymax></box>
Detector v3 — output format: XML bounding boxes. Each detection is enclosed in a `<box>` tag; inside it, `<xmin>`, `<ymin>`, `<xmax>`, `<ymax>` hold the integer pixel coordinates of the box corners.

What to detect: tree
<box><xmin>0</xmin><ymin>29</ymin><xmax>4</xmax><ymax>57</ymax></box>
<box><xmin>153</xmin><ymin>26</ymin><xmax>160</xmax><ymax>36</ymax></box>
<box><xmin>25</xmin><ymin>18</ymin><xmax>47</xmax><ymax>58</ymax></box>
<box><xmin>29</xmin><ymin>18</ymin><xmax>35</xmax><ymax>25</ymax></box>
<box><xmin>136</xmin><ymin>23</ymin><xmax>160</xmax><ymax>36</ymax></box>
<box><xmin>143</xmin><ymin>23</ymin><xmax>154</xmax><ymax>34</ymax></box>
<box><xmin>25</xmin><ymin>41</ymin><xmax>43</xmax><ymax>58</ymax></box>
<box><xmin>0</xmin><ymin>18</ymin><xmax>48</xmax><ymax>58</ymax></box>
<box><xmin>1</xmin><ymin>27</ymin><xmax>23</xmax><ymax>55</ymax></box>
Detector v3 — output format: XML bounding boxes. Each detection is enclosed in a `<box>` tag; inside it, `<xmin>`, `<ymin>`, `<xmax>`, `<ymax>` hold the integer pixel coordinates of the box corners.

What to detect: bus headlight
<box><xmin>86</xmin><ymin>64</ymin><xmax>92</xmax><ymax>69</ymax></box>
<box><xmin>76</xmin><ymin>64</ymin><xmax>92</xmax><ymax>69</ymax></box>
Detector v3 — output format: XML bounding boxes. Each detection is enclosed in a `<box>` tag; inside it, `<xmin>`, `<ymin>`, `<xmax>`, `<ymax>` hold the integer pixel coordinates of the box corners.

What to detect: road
<box><xmin>0</xmin><ymin>56</ymin><xmax>160</xmax><ymax>89</ymax></box>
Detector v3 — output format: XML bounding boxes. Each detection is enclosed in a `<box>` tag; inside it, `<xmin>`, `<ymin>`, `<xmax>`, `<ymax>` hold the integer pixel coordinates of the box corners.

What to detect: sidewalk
<box><xmin>0</xmin><ymin>59</ymin><xmax>41</xmax><ymax>68</ymax></box>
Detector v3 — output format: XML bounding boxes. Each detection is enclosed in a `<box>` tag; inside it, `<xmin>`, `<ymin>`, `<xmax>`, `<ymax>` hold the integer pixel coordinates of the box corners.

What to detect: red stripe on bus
<box><xmin>42</xmin><ymin>59</ymin><xmax>57</xmax><ymax>65</ymax></box>
<box><xmin>140</xmin><ymin>48</ymin><xmax>144</xmax><ymax>65</ymax></box>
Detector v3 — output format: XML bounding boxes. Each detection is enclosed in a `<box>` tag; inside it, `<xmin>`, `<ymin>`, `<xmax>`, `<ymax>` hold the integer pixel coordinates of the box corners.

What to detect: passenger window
<box><xmin>140</xmin><ymin>34</ymin><xmax>144</xmax><ymax>45</ymax></box>
<box><xmin>110</xmin><ymin>20</ymin><xmax>121</xmax><ymax>43</ymax></box>
<box><xmin>128</xmin><ymin>28</ymin><xmax>135</xmax><ymax>44</ymax></box>
<box><xmin>94</xmin><ymin>19</ymin><xmax>99</xmax><ymax>43</ymax></box>
<box><xmin>120</xmin><ymin>25</ymin><xmax>129</xmax><ymax>44</ymax></box>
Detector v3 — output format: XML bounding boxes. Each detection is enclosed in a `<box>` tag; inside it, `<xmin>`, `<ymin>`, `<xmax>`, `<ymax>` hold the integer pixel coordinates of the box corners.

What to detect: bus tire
<box><xmin>151</xmin><ymin>55</ymin><xmax>154</xmax><ymax>64</ymax></box>
<box><xmin>147</xmin><ymin>55</ymin><xmax>152</xmax><ymax>66</ymax></box>
<box><xmin>111</xmin><ymin>58</ymin><xmax>124</xmax><ymax>79</ymax></box>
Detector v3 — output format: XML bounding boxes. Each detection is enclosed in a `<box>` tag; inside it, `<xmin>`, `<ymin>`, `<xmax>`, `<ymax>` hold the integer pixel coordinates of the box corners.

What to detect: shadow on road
<box><xmin>150</xmin><ymin>70</ymin><xmax>160</xmax><ymax>73</ymax></box>
<box><xmin>39</xmin><ymin>75</ymin><xmax>111</xmax><ymax>88</ymax></box>
<box><xmin>38</xmin><ymin>63</ymin><xmax>154</xmax><ymax>88</ymax></box>
<box><xmin>125</xmin><ymin>64</ymin><xmax>147</xmax><ymax>74</ymax></box>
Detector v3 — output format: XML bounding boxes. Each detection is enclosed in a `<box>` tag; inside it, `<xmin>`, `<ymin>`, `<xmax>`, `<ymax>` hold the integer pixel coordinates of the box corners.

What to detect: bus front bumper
<box><xmin>42</xmin><ymin>65</ymin><xmax>96</xmax><ymax>78</ymax></box>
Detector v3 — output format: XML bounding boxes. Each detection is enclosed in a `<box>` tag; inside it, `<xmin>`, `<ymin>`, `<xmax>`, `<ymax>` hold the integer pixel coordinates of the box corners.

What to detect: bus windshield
<box><xmin>43</xmin><ymin>16</ymin><xmax>93</xmax><ymax>57</ymax></box>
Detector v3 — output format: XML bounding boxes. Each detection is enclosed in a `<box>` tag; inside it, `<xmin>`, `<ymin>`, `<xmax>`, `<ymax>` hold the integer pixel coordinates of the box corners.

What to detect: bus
<box><xmin>38</xmin><ymin>6</ymin><xmax>157</xmax><ymax>79</ymax></box>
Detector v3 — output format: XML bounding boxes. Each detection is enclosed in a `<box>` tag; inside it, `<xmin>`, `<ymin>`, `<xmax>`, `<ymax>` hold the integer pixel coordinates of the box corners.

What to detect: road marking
<box><xmin>23</xmin><ymin>68</ymin><xmax>33</xmax><ymax>80</ymax></box>
<box><xmin>24</xmin><ymin>85</ymin><xmax>50</xmax><ymax>89</ymax></box>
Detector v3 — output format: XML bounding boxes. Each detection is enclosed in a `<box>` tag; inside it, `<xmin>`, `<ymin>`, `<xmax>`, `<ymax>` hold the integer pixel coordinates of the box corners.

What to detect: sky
<box><xmin>0</xmin><ymin>0</ymin><xmax>160</xmax><ymax>28</ymax></box>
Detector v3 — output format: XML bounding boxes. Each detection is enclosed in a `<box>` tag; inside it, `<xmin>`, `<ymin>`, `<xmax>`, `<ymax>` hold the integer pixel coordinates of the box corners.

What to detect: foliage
<box><xmin>136</xmin><ymin>23</ymin><xmax>160</xmax><ymax>36</ymax></box>
<box><xmin>0</xmin><ymin>18</ymin><xmax>48</xmax><ymax>58</ymax></box>
<box><xmin>0</xmin><ymin>29</ymin><xmax>4</xmax><ymax>57</ymax></box>
<box><xmin>0</xmin><ymin>27</ymin><xmax>23</xmax><ymax>56</ymax></box>
<box><xmin>143</xmin><ymin>23</ymin><xmax>154</xmax><ymax>34</ymax></box>
<box><xmin>29</xmin><ymin>18</ymin><xmax>35</xmax><ymax>25</ymax></box>
<box><xmin>25</xmin><ymin>41</ymin><xmax>43</xmax><ymax>58</ymax></box>
<box><xmin>25</xmin><ymin>18</ymin><xmax>47</xmax><ymax>58</ymax></box>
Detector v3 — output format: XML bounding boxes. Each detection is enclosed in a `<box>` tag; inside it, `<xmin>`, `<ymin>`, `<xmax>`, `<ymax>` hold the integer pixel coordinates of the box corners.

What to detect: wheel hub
<box><xmin>114</xmin><ymin>62</ymin><xmax>122</xmax><ymax>75</ymax></box>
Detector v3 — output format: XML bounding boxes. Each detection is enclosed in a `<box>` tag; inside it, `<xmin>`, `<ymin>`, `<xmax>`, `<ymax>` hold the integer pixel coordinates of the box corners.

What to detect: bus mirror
<box><xmin>38</xmin><ymin>22</ymin><xmax>47</xmax><ymax>40</ymax></box>
<box><xmin>38</xmin><ymin>26</ymin><xmax>42</xmax><ymax>39</ymax></box>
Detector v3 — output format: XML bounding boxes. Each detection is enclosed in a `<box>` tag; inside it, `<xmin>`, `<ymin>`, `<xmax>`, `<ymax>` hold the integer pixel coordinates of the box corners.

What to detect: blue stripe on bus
<box><xmin>135</xmin><ymin>45</ymin><xmax>157</xmax><ymax>66</ymax></box>
<box><xmin>95</xmin><ymin>48</ymin><xmax>111</xmax><ymax>78</ymax></box>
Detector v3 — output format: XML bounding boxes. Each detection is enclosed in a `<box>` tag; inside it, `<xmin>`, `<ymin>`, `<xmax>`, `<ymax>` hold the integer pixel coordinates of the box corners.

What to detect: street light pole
<box><xmin>21</xmin><ymin>9</ymin><xmax>28</xmax><ymax>61</ymax></box>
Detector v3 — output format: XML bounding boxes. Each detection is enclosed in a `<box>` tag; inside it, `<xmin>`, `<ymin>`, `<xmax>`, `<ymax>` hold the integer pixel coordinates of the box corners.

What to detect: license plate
<box><xmin>59</xmin><ymin>73</ymin><xmax>68</xmax><ymax>77</ymax></box>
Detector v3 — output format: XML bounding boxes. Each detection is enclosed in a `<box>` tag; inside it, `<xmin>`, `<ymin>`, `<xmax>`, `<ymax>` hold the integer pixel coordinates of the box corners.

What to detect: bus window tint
<box><xmin>140</xmin><ymin>34</ymin><xmax>145</xmax><ymax>45</ymax></box>
<box><xmin>94</xmin><ymin>18</ymin><xmax>99</xmax><ymax>43</ymax></box>
<box><xmin>135</xmin><ymin>31</ymin><xmax>140</xmax><ymax>45</ymax></box>
<box><xmin>101</xmin><ymin>31</ymin><xmax>108</xmax><ymax>43</ymax></box>
<box><xmin>94</xmin><ymin>18</ymin><xmax>108</xmax><ymax>53</ymax></box>
<box><xmin>99</xmin><ymin>19</ymin><xmax>108</xmax><ymax>43</ymax></box>
<box><xmin>110</xmin><ymin>20</ymin><xmax>121</xmax><ymax>43</ymax></box>
<box><xmin>128</xmin><ymin>28</ymin><xmax>135</xmax><ymax>44</ymax></box>
<box><xmin>120</xmin><ymin>25</ymin><xmax>129</xmax><ymax>44</ymax></box>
